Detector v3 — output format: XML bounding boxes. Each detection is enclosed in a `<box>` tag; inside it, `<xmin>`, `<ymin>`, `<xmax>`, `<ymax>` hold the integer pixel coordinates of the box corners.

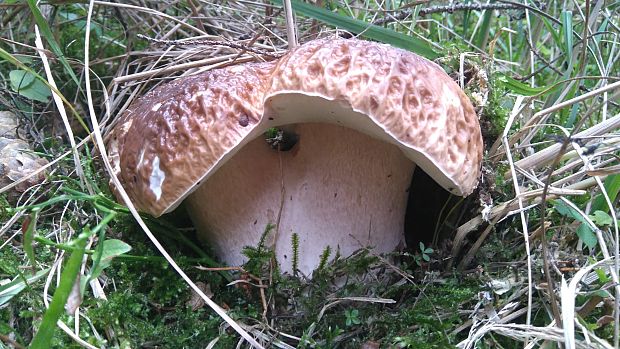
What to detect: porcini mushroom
<box><xmin>107</xmin><ymin>38</ymin><xmax>483</xmax><ymax>276</ymax></box>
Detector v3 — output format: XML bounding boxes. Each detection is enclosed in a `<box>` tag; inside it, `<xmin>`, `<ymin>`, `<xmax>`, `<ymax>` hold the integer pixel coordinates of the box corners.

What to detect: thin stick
<box><xmin>283</xmin><ymin>0</ymin><xmax>297</xmax><ymax>49</ymax></box>
<box><xmin>419</xmin><ymin>2</ymin><xmax>524</xmax><ymax>16</ymax></box>
<box><xmin>92</xmin><ymin>1</ymin><xmax>207</xmax><ymax>36</ymax></box>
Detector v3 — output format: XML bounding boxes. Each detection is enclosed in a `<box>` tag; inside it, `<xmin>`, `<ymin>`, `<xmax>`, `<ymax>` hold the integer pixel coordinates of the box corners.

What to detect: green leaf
<box><xmin>269</xmin><ymin>0</ymin><xmax>439</xmax><ymax>59</ymax></box>
<box><xmin>89</xmin><ymin>239</ymin><xmax>132</xmax><ymax>280</ymax></box>
<box><xmin>553</xmin><ymin>200</ymin><xmax>586</xmax><ymax>223</ymax></box>
<box><xmin>590</xmin><ymin>210</ymin><xmax>613</xmax><ymax>227</ymax></box>
<box><xmin>497</xmin><ymin>75</ymin><xmax>550</xmax><ymax>96</ymax></box>
<box><xmin>10</xmin><ymin>69</ymin><xmax>35</xmax><ymax>87</ymax></box>
<box><xmin>9</xmin><ymin>70</ymin><xmax>51</xmax><ymax>102</ymax></box>
<box><xmin>86</xmin><ymin>212</ymin><xmax>122</xmax><ymax>289</ymax></box>
<box><xmin>474</xmin><ymin>10</ymin><xmax>493</xmax><ymax>50</ymax></box>
<box><xmin>576</xmin><ymin>223</ymin><xmax>598</xmax><ymax>249</ymax></box>
<box><xmin>0</xmin><ymin>268</ymin><xmax>50</xmax><ymax>306</ymax></box>
<box><xmin>553</xmin><ymin>200</ymin><xmax>598</xmax><ymax>249</ymax></box>
<box><xmin>30</xmin><ymin>236</ymin><xmax>87</xmax><ymax>349</ymax></box>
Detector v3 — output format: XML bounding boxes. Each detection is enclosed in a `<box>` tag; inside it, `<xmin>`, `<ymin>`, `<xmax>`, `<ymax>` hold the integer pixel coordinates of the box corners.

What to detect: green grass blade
<box><xmin>269</xmin><ymin>0</ymin><xmax>439</xmax><ymax>59</ymax></box>
<box><xmin>497</xmin><ymin>75</ymin><xmax>550</xmax><ymax>96</ymax></box>
<box><xmin>560</xmin><ymin>10</ymin><xmax>574</xmax><ymax>65</ymax></box>
<box><xmin>474</xmin><ymin>10</ymin><xmax>494</xmax><ymax>50</ymax></box>
<box><xmin>26</xmin><ymin>0</ymin><xmax>81</xmax><ymax>88</ymax></box>
<box><xmin>88</xmin><ymin>211</ymin><xmax>119</xmax><ymax>282</ymax></box>
<box><xmin>592</xmin><ymin>174</ymin><xmax>620</xmax><ymax>212</ymax></box>
<box><xmin>29</xmin><ymin>236</ymin><xmax>87</xmax><ymax>349</ymax></box>
<box><xmin>541</xmin><ymin>16</ymin><xmax>562</xmax><ymax>52</ymax></box>
<box><xmin>23</xmin><ymin>210</ymin><xmax>38</xmax><ymax>268</ymax></box>
<box><xmin>462</xmin><ymin>9</ymin><xmax>472</xmax><ymax>38</ymax></box>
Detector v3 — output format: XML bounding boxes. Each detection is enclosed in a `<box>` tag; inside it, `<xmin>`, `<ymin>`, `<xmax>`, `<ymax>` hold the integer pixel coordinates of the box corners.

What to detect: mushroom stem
<box><xmin>185</xmin><ymin>123</ymin><xmax>415</xmax><ymax>275</ymax></box>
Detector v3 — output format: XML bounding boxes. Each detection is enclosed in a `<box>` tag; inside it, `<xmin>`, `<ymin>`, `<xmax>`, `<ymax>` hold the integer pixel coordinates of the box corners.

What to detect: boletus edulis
<box><xmin>107</xmin><ymin>38</ymin><xmax>483</xmax><ymax>276</ymax></box>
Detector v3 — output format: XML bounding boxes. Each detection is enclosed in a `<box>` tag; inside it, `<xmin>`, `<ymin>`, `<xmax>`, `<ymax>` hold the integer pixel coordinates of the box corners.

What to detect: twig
<box><xmin>419</xmin><ymin>2</ymin><xmax>524</xmax><ymax>16</ymax></box>
<box><xmin>538</xmin><ymin>141</ymin><xmax>568</xmax><ymax>327</ymax></box>
<box><xmin>523</xmin><ymin>32</ymin><xmax>564</xmax><ymax>77</ymax></box>
<box><xmin>373</xmin><ymin>0</ymin><xmax>537</xmax><ymax>25</ymax></box>
<box><xmin>283</xmin><ymin>0</ymin><xmax>297</xmax><ymax>49</ymax></box>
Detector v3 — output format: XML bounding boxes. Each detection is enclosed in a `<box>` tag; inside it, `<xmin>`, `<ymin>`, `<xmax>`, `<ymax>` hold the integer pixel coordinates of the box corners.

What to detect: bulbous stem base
<box><xmin>186</xmin><ymin>123</ymin><xmax>415</xmax><ymax>276</ymax></box>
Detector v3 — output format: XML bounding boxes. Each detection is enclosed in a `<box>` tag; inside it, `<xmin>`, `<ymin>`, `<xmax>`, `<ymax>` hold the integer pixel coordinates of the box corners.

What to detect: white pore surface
<box><xmin>185</xmin><ymin>122</ymin><xmax>415</xmax><ymax>275</ymax></box>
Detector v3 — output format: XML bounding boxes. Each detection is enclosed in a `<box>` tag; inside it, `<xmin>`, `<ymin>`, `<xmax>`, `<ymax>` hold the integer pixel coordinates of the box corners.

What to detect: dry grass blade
<box><xmin>507</xmin><ymin>112</ymin><xmax>620</xmax><ymax>177</ymax></box>
<box><xmin>33</xmin><ymin>26</ymin><xmax>87</xmax><ymax>191</ymax></box>
<box><xmin>561</xmin><ymin>258</ymin><xmax>615</xmax><ymax>349</ymax></box>
<box><xmin>113</xmin><ymin>53</ymin><xmax>260</xmax><ymax>84</ymax></box>
<box><xmin>458</xmin><ymin>322</ymin><xmax>614</xmax><ymax>349</ymax></box>
<box><xmin>501</xmin><ymin>95</ymin><xmax>533</xmax><ymax>330</ymax></box>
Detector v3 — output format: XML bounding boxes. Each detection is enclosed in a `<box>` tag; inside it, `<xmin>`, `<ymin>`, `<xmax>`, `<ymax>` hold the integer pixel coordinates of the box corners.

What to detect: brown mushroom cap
<box><xmin>107</xmin><ymin>62</ymin><xmax>276</xmax><ymax>216</ymax></box>
<box><xmin>108</xmin><ymin>38</ymin><xmax>482</xmax><ymax>219</ymax></box>
<box><xmin>264</xmin><ymin>38</ymin><xmax>483</xmax><ymax>196</ymax></box>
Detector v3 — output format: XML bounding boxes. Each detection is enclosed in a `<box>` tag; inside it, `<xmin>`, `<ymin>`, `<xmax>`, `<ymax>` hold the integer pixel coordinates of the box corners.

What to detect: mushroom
<box><xmin>107</xmin><ymin>38</ymin><xmax>483</xmax><ymax>276</ymax></box>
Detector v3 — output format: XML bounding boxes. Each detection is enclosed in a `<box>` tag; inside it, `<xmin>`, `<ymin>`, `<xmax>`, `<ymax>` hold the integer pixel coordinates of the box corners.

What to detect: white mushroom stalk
<box><xmin>107</xmin><ymin>38</ymin><xmax>483</xmax><ymax>276</ymax></box>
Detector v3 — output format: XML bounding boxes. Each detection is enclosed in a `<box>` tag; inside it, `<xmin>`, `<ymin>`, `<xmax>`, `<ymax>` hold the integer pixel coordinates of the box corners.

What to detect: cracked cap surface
<box><xmin>107</xmin><ymin>38</ymin><xmax>483</xmax><ymax>216</ymax></box>
<box><xmin>107</xmin><ymin>62</ymin><xmax>276</xmax><ymax>216</ymax></box>
<box><xmin>266</xmin><ymin>39</ymin><xmax>483</xmax><ymax>196</ymax></box>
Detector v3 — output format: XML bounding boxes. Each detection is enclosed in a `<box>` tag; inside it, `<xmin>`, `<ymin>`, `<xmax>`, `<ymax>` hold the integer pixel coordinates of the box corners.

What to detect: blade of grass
<box><xmin>497</xmin><ymin>74</ymin><xmax>552</xmax><ymax>96</ymax></box>
<box><xmin>22</xmin><ymin>209</ymin><xmax>38</xmax><ymax>269</ymax></box>
<box><xmin>269</xmin><ymin>0</ymin><xmax>439</xmax><ymax>59</ymax></box>
<box><xmin>26</xmin><ymin>0</ymin><xmax>82</xmax><ymax>88</ymax></box>
<box><xmin>29</xmin><ymin>235</ymin><xmax>87</xmax><ymax>349</ymax></box>
<box><xmin>33</xmin><ymin>235</ymin><xmax>222</xmax><ymax>265</ymax></box>
<box><xmin>592</xmin><ymin>174</ymin><xmax>620</xmax><ymax>212</ymax></box>
<box><xmin>86</xmin><ymin>212</ymin><xmax>118</xmax><ymax>284</ymax></box>
<box><xmin>33</xmin><ymin>24</ymin><xmax>88</xmax><ymax>189</ymax></box>
<box><xmin>541</xmin><ymin>16</ymin><xmax>562</xmax><ymax>50</ymax></box>
<box><xmin>561</xmin><ymin>10</ymin><xmax>574</xmax><ymax>66</ymax></box>
<box><xmin>474</xmin><ymin>10</ymin><xmax>494</xmax><ymax>50</ymax></box>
